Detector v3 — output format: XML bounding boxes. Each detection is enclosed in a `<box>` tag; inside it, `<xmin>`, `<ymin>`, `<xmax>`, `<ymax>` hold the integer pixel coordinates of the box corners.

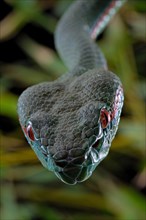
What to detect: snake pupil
<box><xmin>27</xmin><ymin>124</ymin><xmax>35</xmax><ymax>141</ymax></box>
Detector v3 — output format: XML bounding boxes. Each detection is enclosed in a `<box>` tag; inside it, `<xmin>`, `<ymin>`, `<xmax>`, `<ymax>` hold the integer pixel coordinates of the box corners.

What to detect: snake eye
<box><xmin>26</xmin><ymin>123</ymin><xmax>35</xmax><ymax>141</ymax></box>
<box><xmin>100</xmin><ymin>109</ymin><xmax>111</xmax><ymax>129</ymax></box>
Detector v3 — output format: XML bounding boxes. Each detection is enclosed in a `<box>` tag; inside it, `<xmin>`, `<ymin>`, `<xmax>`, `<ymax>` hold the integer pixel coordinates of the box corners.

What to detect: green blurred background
<box><xmin>0</xmin><ymin>0</ymin><xmax>146</xmax><ymax>220</ymax></box>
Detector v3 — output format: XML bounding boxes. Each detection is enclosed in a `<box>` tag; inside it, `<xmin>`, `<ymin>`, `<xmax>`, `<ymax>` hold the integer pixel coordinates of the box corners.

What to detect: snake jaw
<box><xmin>51</xmin><ymin>126</ymin><xmax>107</xmax><ymax>185</ymax></box>
<box><xmin>53</xmin><ymin>142</ymin><xmax>106</xmax><ymax>185</ymax></box>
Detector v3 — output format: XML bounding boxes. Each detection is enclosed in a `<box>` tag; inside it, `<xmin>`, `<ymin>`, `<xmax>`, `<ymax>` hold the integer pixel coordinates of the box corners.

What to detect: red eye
<box><xmin>100</xmin><ymin>109</ymin><xmax>111</xmax><ymax>129</ymax></box>
<box><xmin>26</xmin><ymin>123</ymin><xmax>35</xmax><ymax>141</ymax></box>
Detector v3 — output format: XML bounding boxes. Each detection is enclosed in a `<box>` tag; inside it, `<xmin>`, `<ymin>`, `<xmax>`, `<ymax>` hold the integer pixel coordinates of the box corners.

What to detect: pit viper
<box><xmin>18</xmin><ymin>0</ymin><xmax>125</xmax><ymax>185</ymax></box>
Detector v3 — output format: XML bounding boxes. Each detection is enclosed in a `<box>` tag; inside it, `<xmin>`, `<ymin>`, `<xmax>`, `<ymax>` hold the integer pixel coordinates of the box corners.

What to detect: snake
<box><xmin>18</xmin><ymin>0</ymin><xmax>125</xmax><ymax>185</ymax></box>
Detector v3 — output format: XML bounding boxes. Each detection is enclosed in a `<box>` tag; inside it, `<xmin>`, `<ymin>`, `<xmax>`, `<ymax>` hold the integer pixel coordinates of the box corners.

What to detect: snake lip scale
<box><xmin>18</xmin><ymin>0</ymin><xmax>125</xmax><ymax>185</ymax></box>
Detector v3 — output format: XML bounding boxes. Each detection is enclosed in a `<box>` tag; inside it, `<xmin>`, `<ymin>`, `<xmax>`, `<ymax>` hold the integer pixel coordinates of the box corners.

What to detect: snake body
<box><xmin>18</xmin><ymin>0</ymin><xmax>124</xmax><ymax>184</ymax></box>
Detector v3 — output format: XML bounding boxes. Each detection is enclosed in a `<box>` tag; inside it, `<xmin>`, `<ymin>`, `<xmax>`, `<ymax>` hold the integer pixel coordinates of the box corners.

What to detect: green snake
<box><xmin>18</xmin><ymin>0</ymin><xmax>125</xmax><ymax>185</ymax></box>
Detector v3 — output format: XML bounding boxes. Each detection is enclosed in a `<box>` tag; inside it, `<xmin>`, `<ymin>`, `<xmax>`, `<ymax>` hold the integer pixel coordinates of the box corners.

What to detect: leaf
<box><xmin>1</xmin><ymin>92</ymin><xmax>17</xmax><ymax>118</ymax></box>
<box><xmin>105</xmin><ymin>185</ymin><xmax>146</xmax><ymax>220</ymax></box>
<box><xmin>18</xmin><ymin>36</ymin><xmax>67</xmax><ymax>76</ymax></box>
<box><xmin>1</xmin><ymin>64</ymin><xmax>53</xmax><ymax>85</ymax></box>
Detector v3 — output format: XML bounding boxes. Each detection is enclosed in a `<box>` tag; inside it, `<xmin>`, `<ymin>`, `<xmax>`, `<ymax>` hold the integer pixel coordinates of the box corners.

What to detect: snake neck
<box><xmin>55</xmin><ymin>0</ymin><xmax>125</xmax><ymax>76</ymax></box>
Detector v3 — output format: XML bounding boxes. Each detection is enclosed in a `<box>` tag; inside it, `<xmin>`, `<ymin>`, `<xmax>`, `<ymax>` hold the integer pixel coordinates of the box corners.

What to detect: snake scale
<box><xmin>18</xmin><ymin>0</ymin><xmax>125</xmax><ymax>185</ymax></box>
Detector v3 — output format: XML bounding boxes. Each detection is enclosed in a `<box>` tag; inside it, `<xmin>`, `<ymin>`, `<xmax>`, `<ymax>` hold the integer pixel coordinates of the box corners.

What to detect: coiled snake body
<box><xmin>18</xmin><ymin>0</ymin><xmax>124</xmax><ymax>184</ymax></box>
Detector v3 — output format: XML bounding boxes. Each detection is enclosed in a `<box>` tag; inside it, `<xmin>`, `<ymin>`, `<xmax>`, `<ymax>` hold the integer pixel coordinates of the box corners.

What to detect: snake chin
<box><xmin>53</xmin><ymin>137</ymin><xmax>109</xmax><ymax>185</ymax></box>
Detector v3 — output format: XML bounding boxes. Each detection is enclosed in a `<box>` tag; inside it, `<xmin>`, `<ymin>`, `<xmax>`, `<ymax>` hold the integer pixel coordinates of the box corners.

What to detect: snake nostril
<box><xmin>92</xmin><ymin>139</ymin><xmax>100</xmax><ymax>148</ymax></box>
<box><xmin>92</xmin><ymin>136</ymin><xmax>104</xmax><ymax>149</ymax></box>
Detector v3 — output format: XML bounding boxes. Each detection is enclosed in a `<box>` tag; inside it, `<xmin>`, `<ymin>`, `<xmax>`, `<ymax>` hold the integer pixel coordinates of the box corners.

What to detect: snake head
<box><xmin>18</xmin><ymin>69</ymin><xmax>124</xmax><ymax>185</ymax></box>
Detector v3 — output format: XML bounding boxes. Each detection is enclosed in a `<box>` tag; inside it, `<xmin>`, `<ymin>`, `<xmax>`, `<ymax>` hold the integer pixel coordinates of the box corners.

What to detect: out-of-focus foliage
<box><xmin>0</xmin><ymin>0</ymin><xmax>146</xmax><ymax>220</ymax></box>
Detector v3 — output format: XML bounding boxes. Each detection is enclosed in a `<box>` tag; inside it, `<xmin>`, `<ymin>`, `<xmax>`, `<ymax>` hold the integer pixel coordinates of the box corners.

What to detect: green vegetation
<box><xmin>1</xmin><ymin>0</ymin><xmax>145</xmax><ymax>220</ymax></box>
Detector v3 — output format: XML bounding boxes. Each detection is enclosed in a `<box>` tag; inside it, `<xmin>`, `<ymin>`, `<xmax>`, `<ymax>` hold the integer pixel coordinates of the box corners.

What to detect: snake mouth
<box><xmin>55</xmin><ymin>167</ymin><xmax>87</xmax><ymax>185</ymax></box>
<box><xmin>54</xmin><ymin>156</ymin><xmax>95</xmax><ymax>185</ymax></box>
<box><xmin>54</xmin><ymin>137</ymin><xmax>106</xmax><ymax>185</ymax></box>
<box><xmin>54</xmin><ymin>153</ymin><xmax>96</xmax><ymax>185</ymax></box>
